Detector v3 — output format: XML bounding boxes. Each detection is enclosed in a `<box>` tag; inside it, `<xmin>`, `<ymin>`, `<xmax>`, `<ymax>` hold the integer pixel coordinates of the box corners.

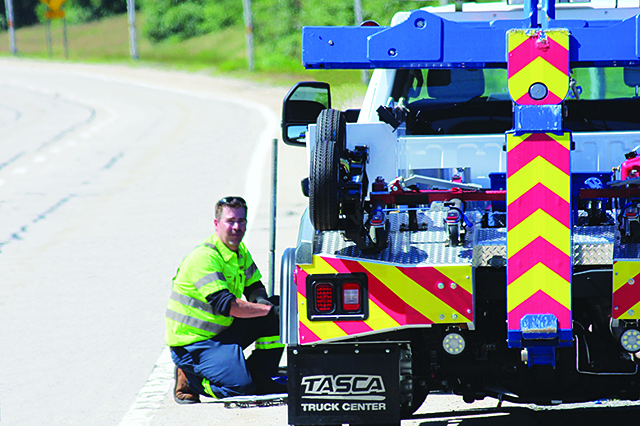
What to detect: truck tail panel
<box><xmin>296</xmin><ymin>257</ymin><xmax>472</xmax><ymax>344</ymax></box>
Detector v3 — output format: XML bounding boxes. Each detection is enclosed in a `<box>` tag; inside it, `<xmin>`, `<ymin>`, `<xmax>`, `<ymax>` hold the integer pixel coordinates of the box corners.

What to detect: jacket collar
<box><xmin>206</xmin><ymin>234</ymin><xmax>244</xmax><ymax>263</ymax></box>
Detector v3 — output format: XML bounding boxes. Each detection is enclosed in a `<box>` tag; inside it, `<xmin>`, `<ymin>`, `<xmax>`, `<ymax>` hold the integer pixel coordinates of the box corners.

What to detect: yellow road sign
<box><xmin>39</xmin><ymin>0</ymin><xmax>68</xmax><ymax>12</ymax></box>
<box><xmin>45</xmin><ymin>10</ymin><xmax>65</xmax><ymax>19</ymax></box>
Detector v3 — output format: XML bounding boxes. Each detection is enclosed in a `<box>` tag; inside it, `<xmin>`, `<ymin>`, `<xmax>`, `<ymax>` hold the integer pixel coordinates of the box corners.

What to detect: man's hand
<box><xmin>255</xmin><ymin>296</ymin><xmax>274</xmax><ymax>307</ymax></box>
<box><xmin>229</xmin><ymin>298</ymin><xmax>273</xmax><ymax>318</ymax></box>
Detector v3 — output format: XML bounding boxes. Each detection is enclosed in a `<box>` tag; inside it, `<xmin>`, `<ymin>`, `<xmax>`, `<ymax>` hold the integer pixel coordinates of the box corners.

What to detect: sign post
<box><xmin>126</xmin><ymin>0</ymin><xmax>138</xmax><ymax>60</ymax></box>
<box><xmin>4</xmin><ymin>0</ymin><xmax>16</xmax><ymax>54</ymax></box>
<box><xmin>241</xmin><ymin>0</ymin><xmax>254</xmax><ymax>71</ymax></box>
<box><xmin>39</xmin><ymin>0</ymin><xmax>68</xmax><ymax>58</ymax></box>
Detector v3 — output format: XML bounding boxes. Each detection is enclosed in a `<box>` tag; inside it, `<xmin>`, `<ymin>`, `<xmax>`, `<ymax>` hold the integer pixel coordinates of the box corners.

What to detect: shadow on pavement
<box><xmin>409</xmin><ymin>404</ymin><xmax>640</xmax><ymax>425</ymax></box>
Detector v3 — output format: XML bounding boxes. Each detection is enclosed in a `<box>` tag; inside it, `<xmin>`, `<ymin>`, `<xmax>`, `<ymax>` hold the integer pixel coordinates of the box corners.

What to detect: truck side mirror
<box><xmin>623</xmin><ymin>67</ymin><xmax>640</xmax><ymax>89</ymax></box>
<box><xmin>282</xmin><ymin>82</ymin><xmax>331</xmax><ymax>146</ymax></box>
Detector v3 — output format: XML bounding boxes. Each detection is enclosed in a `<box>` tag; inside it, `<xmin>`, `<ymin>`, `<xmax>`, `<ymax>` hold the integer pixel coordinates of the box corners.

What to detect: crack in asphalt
<box><xmin>0</xmin><ymin>194</ymin><xmax>77</xmax><ymax>253</ymax></box>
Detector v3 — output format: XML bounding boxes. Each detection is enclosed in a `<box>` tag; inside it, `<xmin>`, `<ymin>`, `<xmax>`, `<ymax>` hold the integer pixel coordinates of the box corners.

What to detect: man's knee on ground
<box><xmin>223</xmin><ymin>376</ymin><xmax>256</xmax><ymax>397</ymax></box>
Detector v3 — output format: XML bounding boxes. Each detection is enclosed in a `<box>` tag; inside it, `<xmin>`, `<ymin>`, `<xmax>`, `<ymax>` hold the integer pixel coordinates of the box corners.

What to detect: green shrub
<box><xmin>141</xmin><ymin>0</ymin><xmax>242</xmax><ymax>43</ymax></box>
<box><xmin>252</xmin><ymin>0</ymin><xmax>430</xmax><ymax>64</ymax></box>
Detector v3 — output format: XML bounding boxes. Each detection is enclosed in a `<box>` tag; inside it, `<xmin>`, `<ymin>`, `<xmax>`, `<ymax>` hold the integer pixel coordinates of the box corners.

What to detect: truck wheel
<box><xmin>401</xmin><ymin>388</ymin><xmax>428</xmax><ymax>418</ymax></box>
<box><xmin>449</xmin><ymin>223</ymin><xmax>459</xmax><ymax>246</ymax></box>
<box><xmin>310</xmin><ymin>139</ymin><xmax>340</xmax><ymax>230</ymax></box>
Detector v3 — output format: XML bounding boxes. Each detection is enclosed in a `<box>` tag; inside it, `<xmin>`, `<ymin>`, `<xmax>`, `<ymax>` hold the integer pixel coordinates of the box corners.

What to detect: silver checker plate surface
<box><xmin>473</xmin><ymin>225</ymin><xmax>617</xmax><ymax>266</ymax></box>
<box><xmin>315</xmin><ymin>211</ymin><xmax>628</xmax><ymax>266</ymax></box>
<box><xmin>315</xmin><ymin>211</ymin><xmax>474</xmax><ymax>266</ymax></box>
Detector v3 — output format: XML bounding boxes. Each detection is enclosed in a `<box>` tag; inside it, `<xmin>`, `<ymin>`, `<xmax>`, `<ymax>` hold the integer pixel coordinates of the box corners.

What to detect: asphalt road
<box><xmin>0</xmin><ymin>58</ymin><xmax>305</xmax><ymax>426</ymax></box>
<box><xmin>1</xmin><ymin>58</ymin><xmax>639</xmax><ymax>426</ymax></box>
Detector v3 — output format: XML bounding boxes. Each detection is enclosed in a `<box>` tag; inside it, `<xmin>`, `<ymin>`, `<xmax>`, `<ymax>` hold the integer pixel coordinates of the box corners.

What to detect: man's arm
<box><xmin>229</xmin><ymin>298</ymin><xmax>273</xmax><ymax>318</ymax></box>
<box><xmin>244</xmin><ymin>280</ymin><xmax>272</xmax><ymax>305</ymax></box>
<box><xmin>206</xmin><ymin>289</ymin><xmax>274</xmax><ymax>318</ymax></box>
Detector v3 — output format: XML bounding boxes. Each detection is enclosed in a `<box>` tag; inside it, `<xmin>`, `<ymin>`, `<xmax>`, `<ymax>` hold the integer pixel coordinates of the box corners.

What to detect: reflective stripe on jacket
<box><xmin>165</xmin><ymin>234</ymin><xmax>262</xmax><ymax>347</ymax></box>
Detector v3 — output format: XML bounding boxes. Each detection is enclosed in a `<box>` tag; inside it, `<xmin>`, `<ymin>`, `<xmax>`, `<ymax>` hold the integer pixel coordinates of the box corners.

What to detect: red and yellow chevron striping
<box><xmin>507</xmin><ymin>29</ymin><xmax>569</xmax><ymax>105</ymax></box>
<box><xmin>295</xmin><ymin>256</ymin><xmax>472</xmax><ymax>344</ymax></box>
<box><xmin>613</xmin><ymin>261</ymin><xmax>640</xmax><ymax>320</ymax></box>
<box><xmin>506</xmin><ymin>132</ymin><xmax>572</xmax><ymax>333</ymax></box>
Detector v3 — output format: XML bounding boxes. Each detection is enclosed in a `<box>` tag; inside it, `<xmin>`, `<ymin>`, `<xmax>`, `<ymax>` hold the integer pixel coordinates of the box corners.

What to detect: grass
<box><xmin>0</xmin><ymin>13</ymin><xmax>368</xmax><ymax>102</ymax></box>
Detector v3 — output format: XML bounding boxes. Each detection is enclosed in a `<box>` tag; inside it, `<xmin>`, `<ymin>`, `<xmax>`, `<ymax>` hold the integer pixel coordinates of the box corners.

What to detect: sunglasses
<box><xmin>218</xmin><ymin>196</ymin><xmax>246</xmax><ymax>206</ymax></box>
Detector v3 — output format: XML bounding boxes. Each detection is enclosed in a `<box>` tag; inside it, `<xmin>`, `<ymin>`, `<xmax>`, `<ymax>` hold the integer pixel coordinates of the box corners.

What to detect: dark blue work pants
<box><xmin>170</xmin><ymin>310</ymin><xmax>282</xmax><ymax>399</ymax></box>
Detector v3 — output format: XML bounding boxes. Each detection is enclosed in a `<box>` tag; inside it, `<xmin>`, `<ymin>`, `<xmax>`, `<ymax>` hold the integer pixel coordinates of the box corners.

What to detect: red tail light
<box><xmin>315</xmin><ymin>283</ymin><xmax>334</xmax><ymax>312</ymax></box>
<box><xmin>342</xmin><ymin>282</ymin><xmax>361</xmax><ymax>311</ymax></box>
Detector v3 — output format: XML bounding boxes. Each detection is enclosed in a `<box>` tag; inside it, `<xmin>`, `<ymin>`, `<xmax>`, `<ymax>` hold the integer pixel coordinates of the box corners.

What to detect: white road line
<box><xmin>243</xmin><ymin>103</ymin><xmax>279</xmax><ymax>235</ymax></box>
<box><xmin>118</xmin><ymin>347</ymin><xmax>174</xmax><ymax>426</ymax></box>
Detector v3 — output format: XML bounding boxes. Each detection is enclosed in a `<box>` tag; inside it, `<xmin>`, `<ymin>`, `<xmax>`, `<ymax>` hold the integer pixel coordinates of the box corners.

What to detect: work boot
<box><xmin>174</xmin><ymin>366</ymin><xmax>200</xmax><ymax>404</ymax></box>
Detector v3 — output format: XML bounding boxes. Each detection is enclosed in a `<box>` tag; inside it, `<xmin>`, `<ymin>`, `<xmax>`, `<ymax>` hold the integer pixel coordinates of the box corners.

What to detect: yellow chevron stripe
<box><xmin>618</xmin><ymin>300</ymin><xmax>640</xmax><ymax>319</ymax></box>
<box><xmin>300</xmin><ymin>256</ymin><xmax>401</xmax><ymax>333</ymax></box>
<box><xmin>298</xmin><ymin>293</ymin><xmax>348</xmax><ymax>341</ymax></box>
<box><xmin>508</xmin><ymin>29</ymin><xmax>570</xmax><ymax>53</ymax></box>
<box><xmin>613</xmin><ymin>261</ymin><xmax>640</xmax><ymax>292</ymax></box>
<box><xmin>508</xmin><ymin>209</ymin><xmax>571</xmax><ymax>256</ymax></box>
<box><xmin>546</xmin><ymin>132</ymin><xmax>572</xmax><ymax>149</ymax></box>
<box><xmin>299</xmin><ymin>256</ymin><xmax>339</xmax><ymax>275</ymax></box>
<box><xmin>507</xmin><ymin>156</ymin><xmax>570</xmax><ymax>204</ymax></box>
<box><xmin>362</xmin><ymin>263</ymin><xmax>466</xmax><ymax>324</ymax></box>
<box><xmin>507</xmin><ymin>133</ymin><xmax>572</xmax><ymax>153</ymax></box>
<box><xmin>507</xmin><ymin>29</ymin><xmax>531</xmax><ymax>51</ymax></box>
<box><xmin>366</xmin><ymin>300</ymin><xmax>401</xmax><ymax>330</ymax></box>
<box><xmin>506</xmin><ymin>133</ymin><xmax>527</xmax><ymax>152</ymax></box>
<box><xmin>507</xmin><ymin>263</ymin><xmax>571</xmax><ymax>311</ymax></box>
<box><xmin>435</xmin><ymin>265</ymin><xmax>472</xmax><ymax>293</ymax></box>
<box><xmin>508</xmin><ymin>56</ymin><xmax>569</xmax><ymax>101</ymax></box>
<box><xmin>547</xmin><ymin>30</ymin><xmax>570</xmax><ymax>50</ymax></box>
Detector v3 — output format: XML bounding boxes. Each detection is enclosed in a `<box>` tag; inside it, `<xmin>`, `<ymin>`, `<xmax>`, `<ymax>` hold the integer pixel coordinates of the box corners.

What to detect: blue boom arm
<box><xmin>302</xmin><ymin>1</ymin><xmax>640</xmax><ymax>69</ymax></box>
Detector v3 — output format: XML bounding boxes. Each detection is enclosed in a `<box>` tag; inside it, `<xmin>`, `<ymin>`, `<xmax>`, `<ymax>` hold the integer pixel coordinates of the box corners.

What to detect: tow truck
<box><xmin>279</xmin><ymin>0</ymin><xmax>640</xmax><ymax>424</ymax></box>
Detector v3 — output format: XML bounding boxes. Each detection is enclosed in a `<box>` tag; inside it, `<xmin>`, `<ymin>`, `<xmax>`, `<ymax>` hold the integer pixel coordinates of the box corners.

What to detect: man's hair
<box><xmin>214</xmin><ymin>196</ymin><xmax>247</xmax><ymax>220</ymax></box>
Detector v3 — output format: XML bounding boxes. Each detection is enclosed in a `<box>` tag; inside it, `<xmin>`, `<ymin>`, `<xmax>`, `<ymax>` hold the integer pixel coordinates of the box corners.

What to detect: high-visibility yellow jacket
<box><xmin>165</xmin><ymin>234</ymin><xmax>261</xmax><ymax>347</ymax></box>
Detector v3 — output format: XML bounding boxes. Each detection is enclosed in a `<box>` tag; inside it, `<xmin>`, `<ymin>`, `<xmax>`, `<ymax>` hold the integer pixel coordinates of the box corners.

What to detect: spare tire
<box><xmin>315</xmin><ymin>109</ymin><xmax>346</xmax><ymax>151</ymax></box>
<box><xmin>309</xmin><ymin>109</ymin><xmax>347</xmax><ymax>231</ymax></box>
<box><xmin>310</xmin><ymin>139</ymin><xmax>339</xmax><ymax>231</ymax></box>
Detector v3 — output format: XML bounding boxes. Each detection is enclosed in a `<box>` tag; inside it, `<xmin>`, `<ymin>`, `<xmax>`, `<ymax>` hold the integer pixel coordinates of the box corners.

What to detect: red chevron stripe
<box><xmin>516</xmin><ymin>91</ymin><xmax>564</xmax><ymax>105</ymax></box>
<box><xmin>613</xmin><ymin>276</ymin><xmax>640</xmax><ymax>316</ymax></box>
<box><xmin>400</xmin><ymin>267</ymin><xmax>473</xmax><ymax>320</ymax></box>
<box><xmin>508</xmin><ymin>290</ymin><xmax>572</xmax><ymax>330</ymax></box>
<box><xmin>335</xmin><ymin>320</ymin><xmax>374</xmax><ymax>336</ymax></box>
<box><xmin>299</xmin><ymin>322</ymin><xmax>321</xmax><ymax>344</ymax></box>
<box><xmin>324</xmin><ymin>257</ymin><xmax>433</xmax><ymax>325</ymax></box>
<box><xmin>296</xmin><ymin>268</ymin><xmax>309</xmax><ymax>298</ymax></box>
<box><xmin>507</xmin><ymin>134</ymin><xmax>570</xmax><ymax>177</ymax></box>
<box><xmin>507</xmin><ymin>184</ymin><xmax>571</xmax><ymax>230</ymax></box>
<box><xmin>508</xmin><ymin>35</ymin><xmax>568</xmax><ymax>78</ymax></box>
<box><xmin>507</xmin><ymin>236</ymin><xmax>571</xmax><ymax>283</ymax></box>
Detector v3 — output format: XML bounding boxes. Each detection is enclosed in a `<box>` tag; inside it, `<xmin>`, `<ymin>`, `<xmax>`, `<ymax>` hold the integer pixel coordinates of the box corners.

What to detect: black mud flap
<box><xmin>287</xmin><ymin>344</ymin><xmax>401</xmax><ymax>426</ymax></box>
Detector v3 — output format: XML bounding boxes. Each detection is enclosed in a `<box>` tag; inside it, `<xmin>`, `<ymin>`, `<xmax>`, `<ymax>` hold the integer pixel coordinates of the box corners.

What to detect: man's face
<box><xmin>214</xmin><ymin>206</ymin><xmax>247</xmax><ymax>252</ymax></box>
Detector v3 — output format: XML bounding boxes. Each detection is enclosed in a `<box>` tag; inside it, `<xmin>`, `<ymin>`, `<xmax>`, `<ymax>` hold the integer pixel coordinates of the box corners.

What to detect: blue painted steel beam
<box><xmin>302</xmin><ymin>9</ymin><xmax>640</xmax><ymax>69</ymax></box>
